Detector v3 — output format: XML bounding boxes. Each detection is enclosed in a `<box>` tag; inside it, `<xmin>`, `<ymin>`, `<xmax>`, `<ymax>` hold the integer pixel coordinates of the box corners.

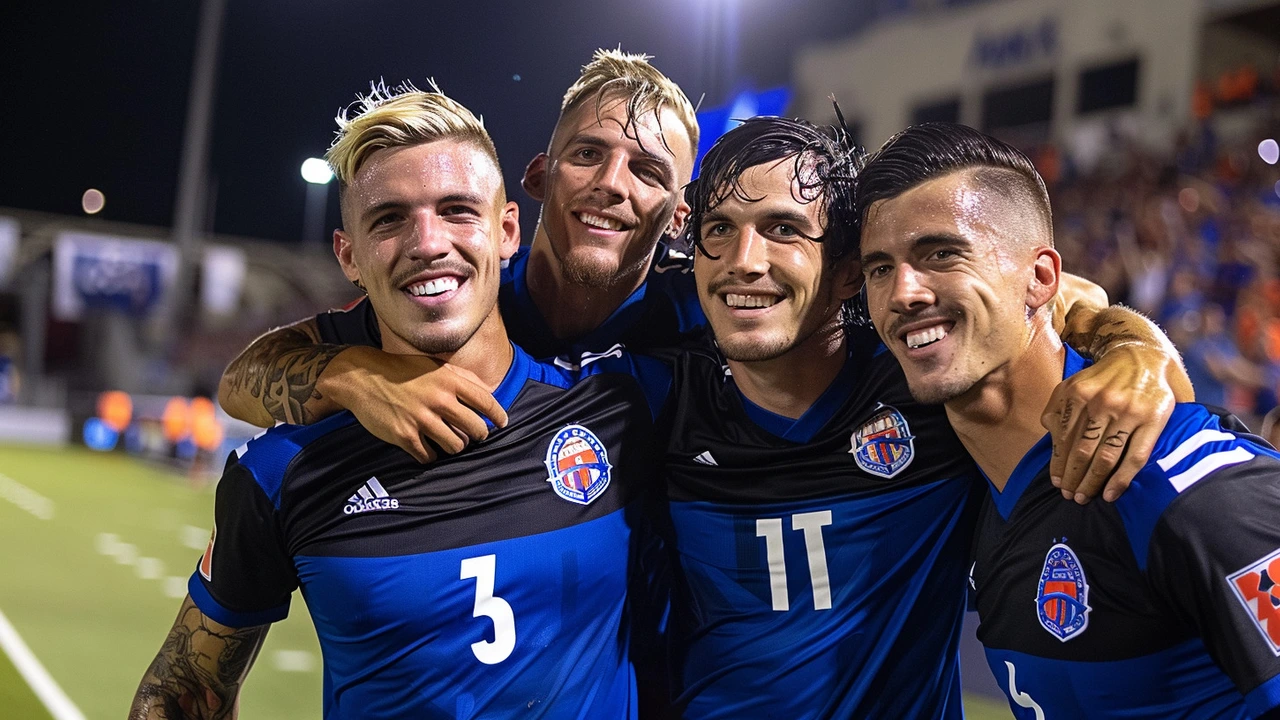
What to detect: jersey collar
<box><xmin>737</xmin><ymin>348</ymin><xmax>862</xmax><ymax>443</ymax></box>
<box><xmin>489</xmin><ymin>342</ymin><xmax>532</xmax><ymax>429</ymax></box>
<box><xmin>506</xmin><ymin>245</ymin><xmax>657</xmax><ymax>358</ymax></box>
<box><xmin>988</xmin><ymin>345</ymin><xmax>1090</xmax><ymax>520</ymax></box>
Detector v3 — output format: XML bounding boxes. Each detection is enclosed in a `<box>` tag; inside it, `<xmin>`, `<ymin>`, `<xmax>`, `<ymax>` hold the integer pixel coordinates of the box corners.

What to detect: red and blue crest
<box><xmin>1036</xmin><ymin>543</ymin><xmax>1092</xmax><ymax>642</ymax></box>
<box><xmin>849</xmin><ymin>405</ymin><xmax>915</xmax><ymax>478</ymax></box>
<box><xmin>544</xmin><ymin>424</ymin><xmax>612</xmax><ymax>506</ymax></box>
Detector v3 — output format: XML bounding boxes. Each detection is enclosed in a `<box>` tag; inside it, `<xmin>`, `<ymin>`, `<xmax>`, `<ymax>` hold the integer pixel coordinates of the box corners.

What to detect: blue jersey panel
<box><xmin>985</xmin><ymin>641</ymin><xmax>1246</xmax><ymax>720</ymax></box>
<box><xmin>294</xmin><ymin>510</ymin><xmax>638</xmax><ymax>720</ymax></box>
<box><xmin>668</xmin><ymin>477</ymin><xmax>972</xmax><ymax>719</ymax></box>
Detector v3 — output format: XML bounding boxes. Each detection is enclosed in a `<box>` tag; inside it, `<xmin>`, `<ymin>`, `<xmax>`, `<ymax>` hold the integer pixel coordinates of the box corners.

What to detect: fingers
<box><xmin>1101</xmin><ymin>424</ymin><xmax>1158</xmax><ymax>502</ymax></box>
<box><xmin>446</xmin><ymin>369</ymin><xmax>509</xmax><ymax>429</ymax></box>
<box><xmin>1071</xmin><ymin>422</ymin><xmax>1133</xmax><ymax>504</ymax></box>
<box><xmin>1057</xmin><ymin>411</ymin><xmax>1107</xmax><ymax>501</ymax></box>
<box><xmin>1041</xmin><ymin>386</ymin><xmax>1077</xmax><ymax>491</ymax></box>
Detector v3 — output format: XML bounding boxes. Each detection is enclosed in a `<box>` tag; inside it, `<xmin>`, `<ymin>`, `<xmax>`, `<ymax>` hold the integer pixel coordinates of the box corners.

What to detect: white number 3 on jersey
<box><xmin>1004</xmin><ymin>661</ymin><xmax>1045</xmax><ymax>720</ymax></box>
<box><xmin>461</xmin><ymin>554</ymin><xmax>516</xmax><ymax>664</ymax></box>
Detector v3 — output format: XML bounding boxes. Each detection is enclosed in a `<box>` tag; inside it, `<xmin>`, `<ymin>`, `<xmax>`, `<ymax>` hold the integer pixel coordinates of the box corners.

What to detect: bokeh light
<box><xmin>81</xmin><ymin>188</ymin><xmax>105</xmax><ymax>214</ymax></box>
<box><xmin>1260</xmin><ymin>138</ymin><xmax>1280</xmax><ymax>165</ymax></box>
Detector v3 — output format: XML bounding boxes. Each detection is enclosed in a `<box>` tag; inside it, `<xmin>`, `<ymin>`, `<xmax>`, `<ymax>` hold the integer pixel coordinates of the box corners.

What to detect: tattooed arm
<box><xmin>217</xmin><ymin>318</ymin><xmax>345</xmax><ymax>427</ymax></box>
<box><xmin>129</xmin><ymin>596</ymin><xmax>268</xmax><ymax>720</ymax></box>
<box><xmin>216</xmin><ymin>318</ymin><xmax>507</xmax><ymax>462</ymax></box>
<box><xmin>1043</xmin><ymin>289</ymin><xmax>1194</xmax><ymax>504</ymax></box>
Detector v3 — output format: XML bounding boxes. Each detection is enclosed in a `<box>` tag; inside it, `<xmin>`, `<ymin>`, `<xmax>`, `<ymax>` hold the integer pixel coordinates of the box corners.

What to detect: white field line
<box><xmin>0</xmin><ymin>472</ymin><xmax>53</xmax><ymax>520</ymax></box>
<box><xmin>0</xmin><ymin>605</ymin><xmax>86</xmax><ymax>720</ymax></box>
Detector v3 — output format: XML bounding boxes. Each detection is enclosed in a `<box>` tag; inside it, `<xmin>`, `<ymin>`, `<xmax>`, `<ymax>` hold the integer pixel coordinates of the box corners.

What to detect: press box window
<box><xmin>1077</xmin><ymin>58</ymin><xmax>1140</xmax><ymax>114</ymax></box>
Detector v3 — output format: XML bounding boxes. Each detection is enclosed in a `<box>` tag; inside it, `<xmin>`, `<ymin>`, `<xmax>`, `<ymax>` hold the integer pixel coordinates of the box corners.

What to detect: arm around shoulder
<box><xmin>217</xmin><ymin>317</ymin><xmax>349</xmax><ymax>428</ymax></box>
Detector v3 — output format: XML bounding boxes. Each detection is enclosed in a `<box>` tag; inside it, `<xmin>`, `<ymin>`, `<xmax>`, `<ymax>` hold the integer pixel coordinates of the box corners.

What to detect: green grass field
<box><xmin>0</xmin><ymin>444</ymin><xmax>1011</xmax><ymax>719</ymax></box>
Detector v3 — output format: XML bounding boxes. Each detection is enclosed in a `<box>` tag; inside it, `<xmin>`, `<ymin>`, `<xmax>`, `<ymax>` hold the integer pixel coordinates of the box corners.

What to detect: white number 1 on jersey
<box><xmin>756</xmin><ymin>510</ymin><xmax>834</xmax><ymax>611</ymax></box>
<box><xmin>460</xmin><ymin>554</ymin><xmax>516</xmax><ymax>664</ymax></box>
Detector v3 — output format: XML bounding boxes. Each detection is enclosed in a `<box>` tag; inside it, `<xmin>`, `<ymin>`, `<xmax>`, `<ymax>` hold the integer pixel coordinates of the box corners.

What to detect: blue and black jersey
<box><xmin>972</xmin><ymin>347</ymin><xmax>1280</xmax><ymax>719</ymax></box>
<box><xmin>316</xmin><ymin>242</ymin><xmax>705</xmax><ymax>361</ymax></box>
<box><xmin>188</xmin><ymin>345</ymin><xmax>672</xmax><ymax>720</ymax></box>
<box><xmin>659</xmin><ymin>328</ymin><xmax>983</xmax><ymax>719</ymax></box>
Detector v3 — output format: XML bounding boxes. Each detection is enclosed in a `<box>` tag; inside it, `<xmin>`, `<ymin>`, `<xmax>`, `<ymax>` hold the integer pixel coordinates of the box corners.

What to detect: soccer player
<box><xmin>656</xmin><ymin>115</ymin><xmax>1193</xmax><ymax>718</ymax></box>
<box><xmin>129</xmin><ymin>84</ymin><xmax>671</xmax><ymax>719</ymax></box>
<box><xmin>216</xmin><ymin>49</ymin><xmax>700</xmax><ymax>459</ymax></box>
<box><xmin>214</xmin><ymin>50</ymin><xmax>1173</xmax><ymax>498</ymax></box>
<box><xmin>858</xmin><ymin>122</ymin><xmax>1280</xmax><ymax>719</ymax></box>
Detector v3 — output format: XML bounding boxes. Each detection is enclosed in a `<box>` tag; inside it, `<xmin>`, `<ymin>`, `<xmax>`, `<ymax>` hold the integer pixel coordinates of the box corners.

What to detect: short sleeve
<box><xmin>1146</xmin><ymin>451</ymin><xmax>1280</xmax><ymax>716</ymax></box>
<box><xmin>315</xmin><ymin>297</ymin><xmax>381</xmax><ymax>347</ymax></box>
<box><xmin>188</xmin><ymin>454</ymin><xmax>298</xmax><ymax>628</ymax></box>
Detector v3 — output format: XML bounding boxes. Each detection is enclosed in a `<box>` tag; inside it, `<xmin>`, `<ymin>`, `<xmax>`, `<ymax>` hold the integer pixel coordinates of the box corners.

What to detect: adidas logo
<box><xmin>343</xmin><ymin>477</ymin><xmax>399</xmax><ymax>515</ymax></box>
<box><xmin>692</xmin><ymin>451</ymin><xmax>718</xmax><ymax>466</ymax></box>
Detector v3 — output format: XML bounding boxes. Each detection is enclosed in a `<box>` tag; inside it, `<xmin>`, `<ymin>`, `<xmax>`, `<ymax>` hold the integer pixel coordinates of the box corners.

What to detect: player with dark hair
<box><xmin>214</xmin><ymin>52</ymin><xmax>1183</xmax><ymax>501</ymax></box>
<box><xmin>859</xmin><ymin>121</ymin><xmax>1280</xmax><ymax>719</ymax></box>
<box><xmin>130</xmin><ymin>83</ymin><xmax>672</xmax><ymax>720</ymax></box>
<box><xmin>655</xmin><ymin>115</ymin><xmax>1193</xmax><ymax>718</ymax></box>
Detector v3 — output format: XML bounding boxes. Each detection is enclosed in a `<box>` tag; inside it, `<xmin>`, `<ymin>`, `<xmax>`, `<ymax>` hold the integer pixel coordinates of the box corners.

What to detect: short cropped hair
<box><xmin>326</xmin><ymin>80</ymin><xmax>502</xmax><ymax>202</ymax></box>
<box><xmin>684</xmin><ymin>116</ymin><xmax>864</xmax><ymax>265</ymax></box>
<box><xmin>855</xmin><ymin>122</ymin><xmax>1052</xmax><ymax>250</ymax></box>
<box><xmin>558</xmin><ymin>48</ymin><xmax>700</xmax><ymax>154</ymax></box>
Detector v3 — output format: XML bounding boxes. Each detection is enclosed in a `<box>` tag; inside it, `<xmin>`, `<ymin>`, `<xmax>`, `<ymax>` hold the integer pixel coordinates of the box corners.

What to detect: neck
<box><xmin>729</xmin><ymin>319</ymin><xmax>848</xmax><ymax>420</ymax></box>
<box><xmin>382</xmin><ymin>309</ymin><xmax>514</xmax><ymax>392</ymax></box>
<box><xmin>525</xmin><ymin>227</ymin><xmax>653</xmax><ymax>340</ymax></box>
<box><xmin>943</xmin><ymin>322</ymin><xmax>1064</xmax><ymax>491</ymax></box>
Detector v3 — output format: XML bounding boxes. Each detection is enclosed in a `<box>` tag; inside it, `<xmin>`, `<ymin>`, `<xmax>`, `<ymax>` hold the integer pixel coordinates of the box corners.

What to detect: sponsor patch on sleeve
<box><xmin>1228</xmin><ymin>548</ymin><xmax>1280</xmax><ymax>655</ymax></box>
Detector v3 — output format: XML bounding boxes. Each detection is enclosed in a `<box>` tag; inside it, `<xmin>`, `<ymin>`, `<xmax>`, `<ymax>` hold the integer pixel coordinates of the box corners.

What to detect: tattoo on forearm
<box><xmin>226</xmin><ymin>325</ymin><xmax>345</xmax><ymax>424</ymax></box>
<box><xmin>130</xmin><ymin>599</ymin><xmax>267</xmax><ymax>720</ymax></box>
<box><xmin>1063</xmin><ymin>316</ymin><xmax>1148</xmax><ymax>359</ymax></box>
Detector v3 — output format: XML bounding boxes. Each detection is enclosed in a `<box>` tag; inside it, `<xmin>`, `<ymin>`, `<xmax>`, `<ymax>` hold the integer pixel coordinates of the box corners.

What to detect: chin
<box><xmin>718</xmin><ymin>334</ymin><xmax>794</xmax><ymax>363</ymax></box>
<box><xmin>904</xmin><ymin>374</ymin><xmax>973</xmax><ymax>405</ymax></box>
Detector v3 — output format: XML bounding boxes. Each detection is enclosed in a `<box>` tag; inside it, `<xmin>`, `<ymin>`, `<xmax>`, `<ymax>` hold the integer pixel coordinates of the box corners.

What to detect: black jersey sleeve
<box><xmin>1145</xmin><ymin>450</ymin><xmax>1280</xmax><ymax>715</ymax></box>
<box><xmin>187</xmin><ymin>453</ymin><xmax>298</xmax><ymax>628</ymax></box>
<box><xmin>315</xmin><ymin>297</ymin><xmax>381</xmax><ymax>347</ymax></box>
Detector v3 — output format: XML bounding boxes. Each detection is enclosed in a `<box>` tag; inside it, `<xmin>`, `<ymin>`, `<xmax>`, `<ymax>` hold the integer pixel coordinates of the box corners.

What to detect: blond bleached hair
<box><xmin>559</xmin><ymin>49</ymin><xmax>699</xmax><ymax>153</ymax></box>
<box><xmin>326</xmin><ymin>79</ymin><xmax>501</xmax><ymax>191</ymax></box>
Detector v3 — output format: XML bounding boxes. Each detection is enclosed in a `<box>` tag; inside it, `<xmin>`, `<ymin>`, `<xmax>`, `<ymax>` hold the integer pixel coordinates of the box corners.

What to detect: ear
<box><xmin>666</xmin><ymin>192</ymin><xmax>692</xmax><ymax>239</ymax></box>
<box><xmin>522</xmin><ymin>154</ymin><xmax>550</xmax><ymax>202</ymax></box>
<box><xmin>831</xmin><ymin>256</ymin><xmax>865</xmax><ymax>303</ymax></box>
<box><xmin>1026</xmin><ymin>247</ymin><xmax>1061</xmax><ymax>312</ymax></box>
<box><xmin>334</xmin><ymin>228</ymin><xmax>360</xmax><ymax>284</ymax></box>
<box><xmin>498</xmin><ymin>201</ymin><xmax>521</xmax><ymax>260</ymax></box>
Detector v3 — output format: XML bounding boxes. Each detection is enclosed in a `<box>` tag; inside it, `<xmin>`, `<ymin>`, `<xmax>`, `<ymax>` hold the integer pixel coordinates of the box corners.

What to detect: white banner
<box><xmin>0</xmin><ymin>217</ymin><xmax>19</xmax><ymax>290</ymax></box>
<box><xmin>52</xmin><ymin>232</ymin><xmax>178</xmax><ymax>321</ymax></box>
<box><xmin>201</xmin><ymin>244</ymin><xmax>247</xmax><ymax>316</ymax></box>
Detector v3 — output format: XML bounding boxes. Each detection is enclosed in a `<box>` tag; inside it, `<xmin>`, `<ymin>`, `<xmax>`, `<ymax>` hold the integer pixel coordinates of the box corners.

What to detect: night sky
<box><xmin>3</xmin><ymin>1</ymin><xmax>870</xmax><ymax>243</ymax></box>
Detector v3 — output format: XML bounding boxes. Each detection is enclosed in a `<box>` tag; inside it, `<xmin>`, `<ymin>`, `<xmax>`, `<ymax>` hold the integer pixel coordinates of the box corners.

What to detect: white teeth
<box><xmin>725</xmin><ymin>293</ymin><xmax>780</xmax><ymax>309</ymax></box>
<box><xmin>578</xmin><ymin>213</ymin><xmax>623</xmax><ymax>231</ymax></box>
<box><xmin>407</xmin><ymin>277</ymin><xmax>460</xmax><ymax>297</ymax></box>
<box><xmin>906</xmin><ymin>325</ymin><xmax>948</xmax><ymax>349</ymax></box>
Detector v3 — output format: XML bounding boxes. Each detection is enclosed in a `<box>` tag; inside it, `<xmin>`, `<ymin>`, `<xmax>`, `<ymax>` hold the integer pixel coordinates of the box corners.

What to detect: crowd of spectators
<box><xmin>1044</xmin><ymin>108</ymin><xmax>1280</xmax><ymax>438</ymax></box>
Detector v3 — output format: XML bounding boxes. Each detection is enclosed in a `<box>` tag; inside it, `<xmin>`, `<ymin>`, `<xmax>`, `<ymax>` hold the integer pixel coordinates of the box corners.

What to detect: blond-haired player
<box><xmin>130</xmin><ymin>81</ymin><xmax>671</xmax><ymax>719</ymax></box>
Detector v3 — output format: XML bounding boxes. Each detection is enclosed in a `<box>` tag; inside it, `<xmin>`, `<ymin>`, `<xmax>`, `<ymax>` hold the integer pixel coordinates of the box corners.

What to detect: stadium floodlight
<box><xmin>1260</xmin><ymin>139</ymin><xmax>1280</xmax><ymax>166</ymax></box>
<box><xmin>301</xmin><ymin>157</ymin><xmax>334</xmax><ymax>185</ymax></box>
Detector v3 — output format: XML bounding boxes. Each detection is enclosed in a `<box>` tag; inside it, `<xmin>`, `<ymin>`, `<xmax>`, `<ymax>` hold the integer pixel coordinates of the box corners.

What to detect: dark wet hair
<box><xmin>855</xmin><ymin>122</ymin><xmax>1052</xmax><ymax>253</ymax></box>
<box><xmin>682</xmin><ymin>115</ymin><xmax>865</xmax><ymax>266</ymax></box>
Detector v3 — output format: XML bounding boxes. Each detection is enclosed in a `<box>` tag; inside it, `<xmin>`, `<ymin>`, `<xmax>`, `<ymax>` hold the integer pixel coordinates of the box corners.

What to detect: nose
<box><xmin>405</xmin><ymin>211</ymin><xmax>453</xmax><ymax>262</ymax></box>
<box><xmin>887</xmin><ymin>263</ymin><xmax>934</xmax><ymax>314</ymax></box>
<box><xmin>727</xmin><ymin>227</ymin><xmax>769</xmax><ymax>279</ymax></box>
<box><xmin>592</xmin><ymin>151</ymin><xmax>629</xmax><ymax>199</ymax></box>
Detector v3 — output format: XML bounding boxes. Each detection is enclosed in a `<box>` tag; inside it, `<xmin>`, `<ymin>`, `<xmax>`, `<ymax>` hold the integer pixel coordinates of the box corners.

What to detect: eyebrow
<box><xmin>702</xmin><ymin>207</ymin><xmax>819</xmax><ymax>232</ymax></box>
<box><xmin>570</xmin><ymin>133</ymin><xmax>676</xmax><ymax>178</ymax></box>
<box><xmin>359</xmin><ymin>192</ymin><xmax>487</xmax><ymax>223</ymax></box>
<box><xmin>861</xmin><ymin>233</ymin><xmax>973</xmax><ymax>266</ymax></box>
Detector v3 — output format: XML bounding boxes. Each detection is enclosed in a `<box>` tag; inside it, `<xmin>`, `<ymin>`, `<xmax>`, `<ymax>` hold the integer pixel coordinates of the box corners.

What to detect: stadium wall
<box><xmin>794</xmin><ymin>0</ymin><xmax>1200</xmax><ymax>151</ymax></box>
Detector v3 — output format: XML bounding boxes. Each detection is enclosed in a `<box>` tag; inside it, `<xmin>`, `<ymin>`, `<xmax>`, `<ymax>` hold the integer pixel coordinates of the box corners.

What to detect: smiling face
<box><xmin>334</xmin><ymin>138</ymin><xmax>519</xmax><ymax>355</ymax></box>
<box><xmin>694</xmin><ymin>158</ymin><xmax>857</xmax><ymax>362</ymax></box>
<box><xmin>526</xmin><ymin>90</ymin><xmax>694</xmax><ymax>287</ymax></box>
<box><xmin>859</xmin><ymin>170</ymin><xmax>1057</xmax><ymax>404</ymax></box>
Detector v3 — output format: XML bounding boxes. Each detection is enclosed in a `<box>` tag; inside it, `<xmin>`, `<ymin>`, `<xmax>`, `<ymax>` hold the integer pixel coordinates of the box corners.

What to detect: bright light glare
<box><xmin>81</xmin><ymin>188</ymin><xmax>105</xmax><ymax>214</ymax></box>
<box><xmin>1260</xmin><ymin>139</ymin><xmax>1280</xmax><ymax>165</ymax></box>
<box><xmin>301</xmin><ymin>157</ymin><xmax>334</xmax><ymax>185</ymax></box>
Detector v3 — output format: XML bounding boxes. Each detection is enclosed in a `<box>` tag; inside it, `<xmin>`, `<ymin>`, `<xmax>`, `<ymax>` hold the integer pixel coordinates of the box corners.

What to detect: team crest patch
<box><xmin>1036</xmin><ymin>543</ymin><xmax>1092</xmax><ymax>642</ymax></box>
<box><xmin>849</xmin><ymin>404</ymin><xmax>915</xmax><ymax>478</ymax></box>
<box><xmin>544</xmin><ymin>424</ymin><xmax>613</xmax><ymax>506</ymax></box>
<box><xmin>1227</xmin><ymin>548</ymin><xmax>1280</xmax><ymax>655</ymax></box>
